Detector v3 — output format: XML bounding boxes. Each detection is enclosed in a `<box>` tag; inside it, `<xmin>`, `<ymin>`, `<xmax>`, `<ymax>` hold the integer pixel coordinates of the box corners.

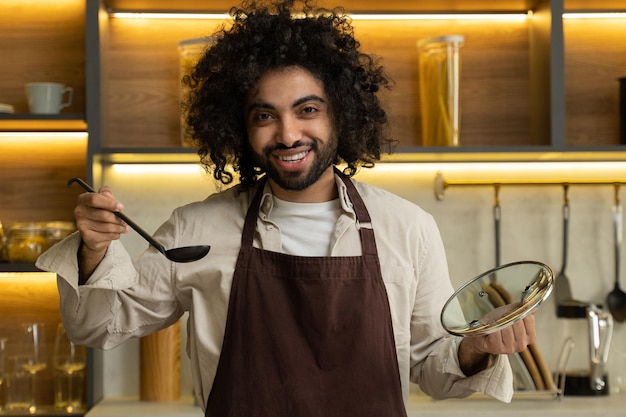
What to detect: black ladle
<box><xmin>67</xmin><ymin>178</ymin><xmax>211</xmax><ymax>263</ymax></box>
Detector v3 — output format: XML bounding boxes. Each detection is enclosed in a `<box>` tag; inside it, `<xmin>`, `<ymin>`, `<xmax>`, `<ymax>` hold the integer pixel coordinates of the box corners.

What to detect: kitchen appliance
<box><xmin>556</xmin><ymin>302</ymin><xmax>614</xmax><ymax>396</ymax></box>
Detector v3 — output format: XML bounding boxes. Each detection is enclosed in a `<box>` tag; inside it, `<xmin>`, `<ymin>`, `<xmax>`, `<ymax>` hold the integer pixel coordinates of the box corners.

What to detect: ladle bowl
<box><xmin>607</xmin><ymin>285</ymin><xmax>626</xmax><ymax>322</ymax></box>
<box><xmin>67</xmin><ymin>178</ymin><xmax>211</xmax><ymax>263</ymax></box>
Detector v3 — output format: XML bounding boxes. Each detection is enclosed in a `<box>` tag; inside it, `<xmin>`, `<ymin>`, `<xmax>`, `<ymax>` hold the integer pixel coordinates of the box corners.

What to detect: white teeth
<box><xmin>279</xmin><ymin>151</ymin><xmax>307</xmax><ymax>162</ymax></box>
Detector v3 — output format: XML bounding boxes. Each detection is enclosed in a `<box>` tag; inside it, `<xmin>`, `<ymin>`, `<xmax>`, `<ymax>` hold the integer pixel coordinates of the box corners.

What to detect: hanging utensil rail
<box><xmin>434</xmin><ymin>171</ymin><xmax>626</xmax><ymax>200</ymax></box>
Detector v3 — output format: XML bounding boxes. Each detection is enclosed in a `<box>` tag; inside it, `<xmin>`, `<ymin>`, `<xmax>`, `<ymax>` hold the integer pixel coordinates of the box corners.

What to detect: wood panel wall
<box><xmin>564</xmin><ymin>19</ymin><xmax>626</xmax><ymax>147</ymax></box>
<box><xmin>103</xmin><ymin>18</ymin><xmax>532</xmax><ymax>149</ymax></box>
<box><xmin>1</xmin><ymin>137</ymin><xmax>87</xmax><ymax>225</ymax></box>
<box><xmin>0</xmin><ymin>0</ymin><xmax>85</xmax><ymax>114</ymax></box>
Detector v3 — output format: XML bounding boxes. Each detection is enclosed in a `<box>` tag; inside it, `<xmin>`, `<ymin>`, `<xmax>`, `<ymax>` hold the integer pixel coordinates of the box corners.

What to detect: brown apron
<box><xmin>205</xmin><ymin>171</ymin><xmax>407</xmax><ymax>417</ymax></box>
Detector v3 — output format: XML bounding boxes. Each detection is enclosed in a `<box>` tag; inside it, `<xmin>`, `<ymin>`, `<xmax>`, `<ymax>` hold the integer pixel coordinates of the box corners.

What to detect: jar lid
<box><xmin>45</xmin><ymin>221</ymin><xmax>75</xmax><ymax>231</ymax></box>
<box><xmin>0</xmin><ymin>103</ymin><xmax>15</xmax><ymax>114</ymax></box>
<box><xmin>45</xmin><ymin>221</ymin><xmax>76</xmax><ymax>241</ymax></box>
<box><xmin>178</xmin><ymin>36</ymin><xmax>214</xmax><ymax>47</ymax></box>
<box><xmin>8</xmin><ymin>221</ymin><xmax>48</xmax><ymax>232</ymax></box>
<box><xmin>418</xmin><ymin>34</ymin><xmax>465</xmax><ymax>49</ymax></box>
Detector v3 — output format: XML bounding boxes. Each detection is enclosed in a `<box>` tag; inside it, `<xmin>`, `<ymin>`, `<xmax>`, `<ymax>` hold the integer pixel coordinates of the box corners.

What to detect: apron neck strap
<box><xmin>241</xmin><ymin>169</ymin><xmax>378</xmax><ymax>256</ymax></box>
<box><xmin>334</xmin><ymin>167</ymin><xmax>378</xmax><ymax>256</ymax></box>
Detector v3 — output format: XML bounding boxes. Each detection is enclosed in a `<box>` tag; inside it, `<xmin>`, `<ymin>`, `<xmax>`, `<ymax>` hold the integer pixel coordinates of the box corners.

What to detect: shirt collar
<box><xmin>257</xmin><ymin>171</ymin><xmax>357</xmax><ymax>218</ymax></box>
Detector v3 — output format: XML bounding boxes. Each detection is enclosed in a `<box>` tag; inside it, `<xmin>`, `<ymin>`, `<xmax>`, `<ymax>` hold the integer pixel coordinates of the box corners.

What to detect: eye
<box><xmin>300</xmin><ymin>105</ymin><xmax>320</xmax><ymax>117</ymax></box>
<box><xmin>251</xmin><ymin>111</ymin><xmax>274</xmax><ymax>124</ymax></box>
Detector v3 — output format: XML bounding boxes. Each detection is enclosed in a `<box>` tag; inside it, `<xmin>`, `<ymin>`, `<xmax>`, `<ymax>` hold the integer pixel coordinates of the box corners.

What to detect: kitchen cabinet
<box><xmin>0</xmin><ymin>2</ymin><xmax>89</xmax><ymax>415</ymax></box>
<box><xmin>85</xmin><ymin>0</ymin><xmax>626</xmax><ymax>177</ymax></box>
<box><xmin>0</xmin><ymin>0</ymin><xmax>87</xmax><ymax>224</ymax></box>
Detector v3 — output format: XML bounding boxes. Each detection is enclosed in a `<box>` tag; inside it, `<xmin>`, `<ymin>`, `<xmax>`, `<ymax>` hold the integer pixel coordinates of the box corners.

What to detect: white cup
<box><xmin>25</xmin><ymin>82</ymin><xmax>73</xmax><ymax>114</ymax></box>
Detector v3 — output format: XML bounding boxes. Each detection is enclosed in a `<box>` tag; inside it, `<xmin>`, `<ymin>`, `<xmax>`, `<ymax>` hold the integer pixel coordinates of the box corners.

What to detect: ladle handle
<box><xmin>67</xmin><ymin>178</ymin><xmax>167</xmax><ymax>255</ymax></box>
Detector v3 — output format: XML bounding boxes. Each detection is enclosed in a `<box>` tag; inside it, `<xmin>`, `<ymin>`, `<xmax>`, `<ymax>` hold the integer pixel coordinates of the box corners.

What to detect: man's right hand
<box><xmin>74</xmin><ymin>185</ymin><xmax>128</xmax><ymax>280</ymax></box>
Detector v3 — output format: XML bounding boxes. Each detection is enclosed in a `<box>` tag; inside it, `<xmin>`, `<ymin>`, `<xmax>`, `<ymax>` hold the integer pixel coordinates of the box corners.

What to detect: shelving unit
<box><xmin>86</xmin><ymin>0</ymin><xmax>626</xmax><ymax>184</ymax></box>
<box><xmin>0</xmin><ymin>114</ymin><xmax>86</xmax><ymax>132</ymax></box>
<box><xmin>0</xmin><ymin>1</ymin><xmax>89</xmax><ymax>415</ymax></box>
<box><xmin>0</xmin><ymin>0</ymin><xmax>88</xmax><ymax>224</ymax></box>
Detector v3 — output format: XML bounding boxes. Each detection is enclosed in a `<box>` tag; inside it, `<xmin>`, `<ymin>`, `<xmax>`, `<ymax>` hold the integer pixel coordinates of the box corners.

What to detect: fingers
<box><xmin>483</xmin><ymin>314</ymin><xmax>536</xmax><ymax>355</ymax></box>
<box><xmin>74</xmin><ymin>186</ymin><xmax>128</xmax><ymax>251</ymax></box>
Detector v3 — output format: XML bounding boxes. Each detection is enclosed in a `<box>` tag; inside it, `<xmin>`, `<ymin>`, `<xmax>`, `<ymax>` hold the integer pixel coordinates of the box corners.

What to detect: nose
<box><xmin>275</xmin><ymin>116</ymin><xmax>301</xmax><ymax>147</ymax></box>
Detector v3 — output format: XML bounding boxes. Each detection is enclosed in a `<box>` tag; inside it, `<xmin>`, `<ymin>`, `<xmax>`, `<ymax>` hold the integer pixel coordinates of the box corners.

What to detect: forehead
<box><xmin>247</xmin><ymin>66</ymin><xmax>327</xmax><ymax>101</ymax></box>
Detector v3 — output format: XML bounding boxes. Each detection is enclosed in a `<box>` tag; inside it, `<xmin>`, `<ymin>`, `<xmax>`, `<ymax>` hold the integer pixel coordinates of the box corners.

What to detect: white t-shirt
<box><xmin>270</xmin><ymin>196</ymin><xmax>342</xmax><ymax>256</ymax></box>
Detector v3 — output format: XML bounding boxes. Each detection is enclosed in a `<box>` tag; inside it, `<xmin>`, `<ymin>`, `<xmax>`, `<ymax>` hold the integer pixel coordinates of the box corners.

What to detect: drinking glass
<box><xmin>0</xmin><ymin>337</ymin><xmax>6</xmax><ymax>411</ymax></box>
<box><xmin>5</xmin><ymin>355</ymin><xmax>34</xmax><ymax>413</ymax></box>
<box><xmin>53</xmin><ymin>324</ymin><xmax>86</xmax><ymax>413</ymax></box>
<box><xmin>19</xmin><ymin>323</ymin><xmax>48</xmax><ymax>414</ymax></box>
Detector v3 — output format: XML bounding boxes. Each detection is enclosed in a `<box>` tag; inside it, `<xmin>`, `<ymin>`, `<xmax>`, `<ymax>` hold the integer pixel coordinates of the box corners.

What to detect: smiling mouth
<box><xmin>278</xmin><ymin>151</ymin><xmax>309</xmax><ymax>163</ymax></box>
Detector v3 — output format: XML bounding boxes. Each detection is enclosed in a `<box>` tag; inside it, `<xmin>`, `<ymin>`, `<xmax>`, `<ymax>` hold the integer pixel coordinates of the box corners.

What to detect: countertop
<box><xmin>85</xmin><ymin>393</ymin><xmax>626</xmax><ymax>417</ymax></box>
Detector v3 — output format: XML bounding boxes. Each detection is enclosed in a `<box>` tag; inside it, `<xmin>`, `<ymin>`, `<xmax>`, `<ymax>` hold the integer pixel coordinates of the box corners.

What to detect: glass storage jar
<box><xmin>6</xmin><ymin>221</ymin><xmax>75</xmax><ymax>263</ymax></box>
<box><xmin>6</xmin><ymin>222</ymin><xmax>48</xmax><ymax>263</ymax></box>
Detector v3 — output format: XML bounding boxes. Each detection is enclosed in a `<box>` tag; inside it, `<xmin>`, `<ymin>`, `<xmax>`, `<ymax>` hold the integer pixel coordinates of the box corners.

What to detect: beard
<box><xmin>253</xmin><ymin>135</ymin><xmax>338</xmax><ymax>191</ymax></box>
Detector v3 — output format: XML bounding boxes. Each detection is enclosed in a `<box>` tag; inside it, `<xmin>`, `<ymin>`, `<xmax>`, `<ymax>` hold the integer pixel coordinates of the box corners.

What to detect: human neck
<box><xmin>268</xmin><ymin>167</ymin><xmax>338</xmax><ymax>203</ymax></box>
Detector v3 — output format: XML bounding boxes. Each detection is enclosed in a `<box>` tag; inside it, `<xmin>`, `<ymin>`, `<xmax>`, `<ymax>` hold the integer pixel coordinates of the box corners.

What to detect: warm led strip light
<box><xmin>109</xmin><ymin>160</ymin><xmax>626</xmax><ymax>179</ymax></box>
<box><xmin>0</xmin><ymin>132</ymin><xmax>87</xmax><ymax>139</ymax></box>
<box><xmin>110</xmin><ymin>12</ymin><xmax>229</xmax><ymax>19</ymax></box>
<box><xmin>110</xmin><ymin>11</ymin><xmax>530</xmax><ymax>21</ymax></box>
<box><xmin>111</xmin><ymin>163</ymin><xmax>204</xmax><ymax>175</ymax></box>
<box><xmin>563</xmin><ymin>12</ymin><xmax>626</xmax><ymax>19</ymax></box>
<box><xmin>350</xmin><ymin>13</ymin><xmax>529</xmax><ymax>21</ymax></box>
<box><xmin>110</xmin><ymin>10</ymin><xmax>626</xmax><ymax>20</ymax></box>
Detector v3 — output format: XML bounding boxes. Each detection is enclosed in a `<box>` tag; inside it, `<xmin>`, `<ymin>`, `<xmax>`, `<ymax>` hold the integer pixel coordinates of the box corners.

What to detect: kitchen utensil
<box><xmin>494</xmin><ymin>184</ymin><xmax>501</xmax><ymax>267</ymax></box>
<box><xmin>67</xmin><ymin>178</ymin><xmax>210</xmax><ymax>263</ymax></box>
<box><xmin>440</xmin><ymin>260</ymin><xmax>554</xmax><ymax>336</ymax></box>
<box><xmin>556</xmin><ymin>302</ymin><xmax>613</xmax><ymax>396</ymax></box>
<box><xmin>555</xmin><ymin>184</ymin><xmax>574</xmax><ymax>307</ymax></box>
<box><xmin>607</xmin><ymin>184</ymin><xmax>626</xmax><ymax>322</ymax></box>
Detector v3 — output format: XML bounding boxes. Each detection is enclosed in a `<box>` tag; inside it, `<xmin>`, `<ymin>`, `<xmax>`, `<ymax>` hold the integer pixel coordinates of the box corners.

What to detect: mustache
<box><xmin>263</xmin><ymin>140</ymin><xmax>317</xmax><ymax>153</ymax></box>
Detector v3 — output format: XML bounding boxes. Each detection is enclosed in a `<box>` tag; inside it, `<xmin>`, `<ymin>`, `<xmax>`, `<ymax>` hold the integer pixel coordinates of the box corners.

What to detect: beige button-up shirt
<box><xmin>37</xmin><ymin>174</ymin><xmax>513</xmax><ymax>409</ymax></box>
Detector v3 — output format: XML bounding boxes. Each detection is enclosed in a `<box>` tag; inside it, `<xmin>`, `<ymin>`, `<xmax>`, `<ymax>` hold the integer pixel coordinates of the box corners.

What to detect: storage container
<box><xmin>418</xmin><ymin>35</ymin><xmax>464</xmax><ymax>147</ymax></box>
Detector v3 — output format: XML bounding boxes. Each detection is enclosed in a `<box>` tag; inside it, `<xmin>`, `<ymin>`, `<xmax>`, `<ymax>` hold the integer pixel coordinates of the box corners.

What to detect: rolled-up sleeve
<box><xmin>406</xmin><ymin>215</ymin><xmax>514</xmax><ymax>403</ymax></box>
<box><xmin>36</xmin><ymin>229</ymin><xmax>182</xmax><ymax>350</ymax></box>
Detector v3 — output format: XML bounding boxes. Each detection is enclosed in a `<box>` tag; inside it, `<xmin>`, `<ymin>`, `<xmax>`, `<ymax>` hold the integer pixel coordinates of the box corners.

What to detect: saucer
<box><xmin>0</xmin><ymin>103</ymin><xmax>15</xmax><ymax>114</ymax></box>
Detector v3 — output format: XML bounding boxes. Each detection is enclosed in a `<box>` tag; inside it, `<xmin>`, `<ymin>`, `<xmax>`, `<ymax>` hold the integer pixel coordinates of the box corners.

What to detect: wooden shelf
<box><xmin>0</xmin><ymin>263</ymin><xmax>42</xmax><ymax>272</ymax></box>
<box><xmin>0</xmin><ymin>114</ymin><xmax>86</xmax><ymax>132</ymax></box>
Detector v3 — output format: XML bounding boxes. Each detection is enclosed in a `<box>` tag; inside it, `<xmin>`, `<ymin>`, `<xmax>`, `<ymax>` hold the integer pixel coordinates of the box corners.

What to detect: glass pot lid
<box><xmin>441</xmin><ymin>261</ymin><xmax>554</xmax><ymax>336</ymax></box>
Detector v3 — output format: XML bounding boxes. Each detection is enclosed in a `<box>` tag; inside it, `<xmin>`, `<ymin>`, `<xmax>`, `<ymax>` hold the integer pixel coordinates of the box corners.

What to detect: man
<box><xmin>37</xmin><ymin>0</ymin><xmax>534</xmax><ymax>415</ymax></box>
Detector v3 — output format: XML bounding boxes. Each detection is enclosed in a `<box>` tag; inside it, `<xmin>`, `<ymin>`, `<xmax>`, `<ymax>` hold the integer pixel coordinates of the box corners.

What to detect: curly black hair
<box><xmin>183</xmin><ymin>0</ymin><xmax>394</xmax><ymax>190</ymax></box>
